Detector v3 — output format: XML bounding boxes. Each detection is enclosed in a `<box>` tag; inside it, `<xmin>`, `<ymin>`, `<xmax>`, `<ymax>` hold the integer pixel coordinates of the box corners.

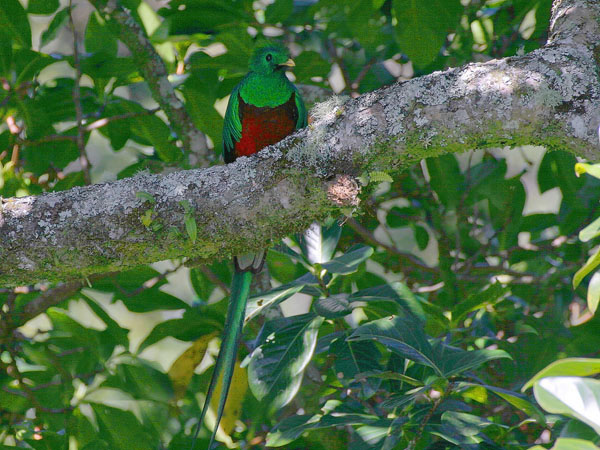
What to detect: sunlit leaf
<box><xmin>299</xmin><ymin>220</ymin><xmax>342</xmax><ymax>264</ymax></box>
<box><xmin>523</xmin><ymin>358</ymin><xmax>600</xmax><ymax>390</ymax></box>
<box><xmin>533</xmin><ymin>377</ymin><xmax>600</xmax><ymax>434</ymax></box>
<box><xmin>322</xmin><ymin>245</ymin><xmax>373</xmax><ymax>275</ymax></box>
<box><xmin>588</xmin><ymin>271</ymin><xmax>600</xmax><ymax>314</ymax></box>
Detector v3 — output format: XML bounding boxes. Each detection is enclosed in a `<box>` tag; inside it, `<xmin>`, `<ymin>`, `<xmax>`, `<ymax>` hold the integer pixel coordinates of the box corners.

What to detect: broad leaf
<box><xmin>28</xmin><ymin>0</ymin><xmax>60</xmax><ymax>15</ymax></box>
<box><xmin>533</xmin><ymin>377</ymin><xmax>600</xmax><ymax>434</ymax></box>
<box><xmin>248</xmin><ymin>314</ymin><xmax>323</xmax><ymax>411</ymax></box>
<box><xmin>524</xmin><ymin>358</ymin><xmax>600</xmax><ymax>390</ymax></box>
<box><xmin>331</xmin><ymin>335</ymin><xmax>382</xmax><ymax>381</ymax></box>
<box><xmin>453</xmin><ymin>283</ymin><xmax>509</xmax><ymax>324</ymax></box>
<box><xmin>299</xmin><ymin>220</ymin><xmax>342</xmax><ymax>264</ymax></box>
<box><xmin>137</xmin><ymin>308</ymin><xmax>222</xmax><ymax>353</ymax></box>
<box><xmin>91</xmin><ymin>404</ymin><xmax>155</xmax><ymax>450</ymax></box>
<box><xmin>588</xmin><ymin>272</ymin><xmax>600</xmax><ymax>314</ymax></box>
<box><xmin>434</xmin><ymin>343</ymin><xmax>511</xmax><ymax>377</ymax></box>
<box><xmin>245</xmin><ymin>274</ymin><xmax>314</xmax><ymax>321</ymax></box>
<box><xmin>348</xmin><ymin>316</ymin><xmax>440</xmax><ymax>375</ymax></box>
<box><xmin>168</xmin><ymin>335</ymin><xmax>217</xmax><ymax>399</ymax></box>
<box><xmin>349</xmin><ymin>282</ymin><xmax>426</xmax><ymax>320</ymax></box>
<box><xmin>322</xmin><ymin>245</ymin><xmax>374</xmax><ymax>275</ymax></box>
<box><xmin>579</xmin><ymin>216</ymin><xmax>600</xmax><ymax>242</ymax></box>
<box><xmin>573</xmin><ymin>248</ymin><xmax>600</xmax><ymax>289</ymax></box>
<box><xmin>0</xmin><ymin>0</ymin><xmax>31</xmax><ymax>49</ymax></box>
<box><xmin>314</xmin><ymin>293</ymin><xmax>353</xmax><ymax>318</ymax></box>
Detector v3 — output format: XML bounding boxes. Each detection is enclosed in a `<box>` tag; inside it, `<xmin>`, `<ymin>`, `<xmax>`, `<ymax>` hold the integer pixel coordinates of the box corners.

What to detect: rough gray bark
<box><xmin>0</xmin><ymin>0</ymin><xmax>599</xmax><ymax>287</ymax></box>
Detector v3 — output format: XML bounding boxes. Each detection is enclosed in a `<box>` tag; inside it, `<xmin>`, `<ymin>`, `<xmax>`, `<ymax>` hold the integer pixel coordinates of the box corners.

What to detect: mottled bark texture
<box><xmin>0</xmin><ymin>0</ymin><xmax>599</xmax><ymax>287</ymax></box>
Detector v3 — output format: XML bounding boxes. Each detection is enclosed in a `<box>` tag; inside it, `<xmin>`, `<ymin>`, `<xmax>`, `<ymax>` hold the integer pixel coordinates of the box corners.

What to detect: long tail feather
<box><xmin>191</xmin><ymin>271</ymin><xmax>253</xmax><ymax>450</ymax></box>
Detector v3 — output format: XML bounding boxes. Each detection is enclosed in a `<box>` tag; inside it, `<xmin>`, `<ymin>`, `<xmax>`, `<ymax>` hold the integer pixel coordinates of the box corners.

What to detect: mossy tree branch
<box><xmin>0</xmin><ymin>0</ymin><xmax>598</xmax><ymax>287</ymax></box>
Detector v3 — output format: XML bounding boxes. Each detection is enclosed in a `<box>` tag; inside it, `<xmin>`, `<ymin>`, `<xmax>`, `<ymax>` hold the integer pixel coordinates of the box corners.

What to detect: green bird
<box><xmin>191</xmin><ymin>43</ymin><xmax>307</xmax><ymax>450</ymax></box>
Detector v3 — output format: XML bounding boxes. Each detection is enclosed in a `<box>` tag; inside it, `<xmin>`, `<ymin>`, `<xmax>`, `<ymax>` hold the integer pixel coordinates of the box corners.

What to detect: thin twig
<box><xmin>18</xmin><ymin>108</ymin><xmax>160</xmax><ymax>147</ymax></box>
<box><xmin>327</xmin><ymin>39</ymin><xmax>352</xmax><ymax>93</ymax></box>
<box><xmin>351</xmin><ymin>57</ymin><xmax>376</xmax><ymax>92</ymax></box>
<box><xmin>197</xmin><ymin>265</ymin><xmax>230</xmax><ymax>295</ymax></box>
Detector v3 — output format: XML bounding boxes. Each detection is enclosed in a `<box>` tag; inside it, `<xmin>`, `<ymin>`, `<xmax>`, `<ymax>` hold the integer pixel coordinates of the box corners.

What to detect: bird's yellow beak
<box><xmin>280</xmin><ymin>58</ymin><xmax>295</xmax><ymax>67</ymax></box>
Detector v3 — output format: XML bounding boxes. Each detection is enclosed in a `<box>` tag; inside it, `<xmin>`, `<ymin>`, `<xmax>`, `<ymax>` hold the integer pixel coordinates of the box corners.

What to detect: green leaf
<box><xmin>267</xmin><ymin>401</ymin><xmax>379</xmax><ymax>447</ymax></box>
<box><xmin>560</xmin><ymin>420</ymin><xmax>600</xmax><ymax>441</ymax></box>
<box><xmin>91</xmin><ymin>404</ymin><xmax>155</xmax><ymax>450</ymax></box>
<box><xmin>458</xmin><ymin>382</ymin><xmax>545</xmax><ymax>424</ymax></box>
<box><xmin>573</xmin><ymin>248</ymin><xmax>600</xmax><ymax>289</ymax></box>
<box><xmin>426</xmin><ymin>154</ymin><xmax>464</xmax><ymax>209</ymax></box>
<box><xmin>156</xmin><ymin>0</ymin><xmax>249</xmax><ymax>36</ymax></box>
<box><xmin>120</xmin><ymin>287</ymin><xmax>189</xmax><ymax>312</ymax></box>
<box><xmin>137</xmin><ymin>308</ymin><xmax>223</xmax><ymax>353</ymax></box>
<box><xmin>453</xmin><ymin>283</ymin><xmax>509</xmax><ymax>324</ymax></box>
<box><xmin>101</xmin><ymin>357</ymin><xmax>173</xmax><ymax>403</ymax></box>
<box><xmin>265</xmin><ymin>0</ymin><xmax>293</xmax><ymax>23</ymax></box>
<box><xmin>331</xmin><ymin>336</ymin><xmax>382</xmax><ymax>380</ymax></box>
<box><xmin>349</xmin><ymin>282</ymin><xmax>426</xmax><ymax>320</ymax></box>
<box><xmin>588</xmin><ymin>272</ymin><xmax>600</xmax><ymax>314</ymax></box>
<box><xmin>0</xmin><ymin>0</ymin><xmax>31</xmax><ymax>49</ymax></box>
<box><xmin>27</xmin><ymin>0</ymin><xmax>59</xmax><ymax>14</ymax></box>
<box><xmin>533</xmin><ymin>377</ymin><xmax>600</xmax><ymax>434</ymax></box>
<box><xmin>321</xmin><ymin>245</ymin><xmax>373</xmax><ymax>275</ymax></box>
<box><xmin>81</xmin><ymin>293</ymin><xmax>129</xmax><ymax>355</ymax></box>
<box><xmin>392</xmin><ymin>0</ymin><xmax>462</xmax><ymax>67</ymax></box>
<box><xmin>184</xmin><ymin>214</ymin><xmax>197</xmax><ymax>243</ymax></box>
<box><xmin>40</xmin><ymin>7</ymin><xmax>69</xmax><ymax>47</ymax></box>
<box><xmin>435</xmin><ymin>343</ymin><xmax>511</xmax><ymax>377</ymax></box>
<box><xmin>539</xmin><ymin>151</ymin><xmax>583</xmax><ymax>199</ymax></box>
<box><xmin>314</xmin><ymin>293</ymin><xmax>352</xmax><ymax>319</ymax></box>
<box><xmin>550</xmin><ymin>438</ymin><xmax>600</xmax><ymax>450</ymax></box>
<box><xmin>385</xmin><ymin>206</ymin><xmax>418</xmax><ymax>228</ymax></box>
<box><xmin>135</xmin><ymin>191</ymin><xmax>155</xmax><ymax>203</ymax></box>
<box><xmin>579</xmin><ymin>216</ymin><xmax>600</xmax><ymax>242</ymax></box>
<box><xmin>181</xmin><ymin>77</ymin><xmax>224</xmax><ymax>149</ymax></box>
<box><xmin>292</xmin><ymin>51</ymin><xmax>331</xmax><ymax>83</ymax></box>
<box><xmin>247</xmin><ymin>314</ymin><xmax>323</xmax><ymax>411</ymax></box>
<box><xmin>108</xmin><ymin>100</ymin><xmax>181</xmax><ymax>162</ymax></box>
<box><xmin>523</xmin><ymin>358</ymin><xmax>600</xmax><ymax>390</ymax></box>
<box><xmin>299</xmin><ymin>220</ymin><xmax>342</xmax><ymax>264</ymax></box>
<box><xmin>348</xmin><ymin>316</ymin><xmax>440</xmax><ymax>375</ymax></box>
<box><xmin>15</xmin><ymin>51</ymin><xmax>56</xmax><ymax>87</ymax></box>
<box><xmin>0</xmin><ymin>30</ymin><xmax>12</xmax><ymax>78</ymax></box>
<box><xmin>246</xmin><ymin>274</ymin><xmax>315</xmax><ymax>321</ymax></box>
<box><xmin>413</xmin><ymin>224</ymin><xmax>429</xmax><ymax>250</ymax></box>
<box><xmin>85</xmin><ymin>11</ymin><xmax>118</xmax><ymax>57</ymax></box>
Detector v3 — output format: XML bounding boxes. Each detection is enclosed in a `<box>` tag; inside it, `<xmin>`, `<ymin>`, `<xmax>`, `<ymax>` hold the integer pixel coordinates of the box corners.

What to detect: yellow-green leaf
<box><xmin>587</xmin><ymin>271</ymin><xmax>600</xmax><ymax>314</ymax></box>
<box><xmin>209</xmin><ymin>358</ymin><xmax>248</xmax><ymax>437</ymax></box>
<box><xmin>573</xmin><ymin>248</ymin><xmax>600</xmax><ymax>289</ymax></box>
<box><xmin>575</xmin><ymin>163</ymin><xmax>600</xmax><ymax>179</ymax></box>
<box><xmin>168</xmin><ymin>334</ymin><xmax>217</xmax><ymax>400</ymax></box>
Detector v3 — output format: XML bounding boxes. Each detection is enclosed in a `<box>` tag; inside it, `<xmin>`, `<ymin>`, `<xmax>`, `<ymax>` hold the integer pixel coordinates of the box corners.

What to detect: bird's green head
<box><xmin>249</xmin><ymin>44</ymin><xmax>295</xmax><ymax>75</ymax></box>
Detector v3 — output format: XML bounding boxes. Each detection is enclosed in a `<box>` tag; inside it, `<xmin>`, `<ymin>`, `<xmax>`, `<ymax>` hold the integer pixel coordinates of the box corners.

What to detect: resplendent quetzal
<box><xmin>191</xmin><ymin>43</ymin><xmax>307</xmax><ymax>450</ymax></box>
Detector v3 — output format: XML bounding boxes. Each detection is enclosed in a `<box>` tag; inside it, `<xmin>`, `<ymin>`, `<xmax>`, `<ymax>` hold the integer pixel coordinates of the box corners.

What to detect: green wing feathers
<box><xmin>222</xmin><ymin>82</ymin><xmax>243</xmax><ymax>164</ymax></box>
<box><xmin>190</xmin><ymin>271</ymin><xmax>253</xmax><ymax>450</ymax></box>
<box><xmin>294</xmin><ymin>86</ymin><xmax>308</xmax><ymax>130</ymax></box>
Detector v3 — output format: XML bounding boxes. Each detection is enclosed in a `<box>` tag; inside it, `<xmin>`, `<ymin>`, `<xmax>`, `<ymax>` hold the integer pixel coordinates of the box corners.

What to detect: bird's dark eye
<box><xmin>266</xmin><ymin>54</ymin><xmax>272</xmax><ymax>62</ymax></box>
